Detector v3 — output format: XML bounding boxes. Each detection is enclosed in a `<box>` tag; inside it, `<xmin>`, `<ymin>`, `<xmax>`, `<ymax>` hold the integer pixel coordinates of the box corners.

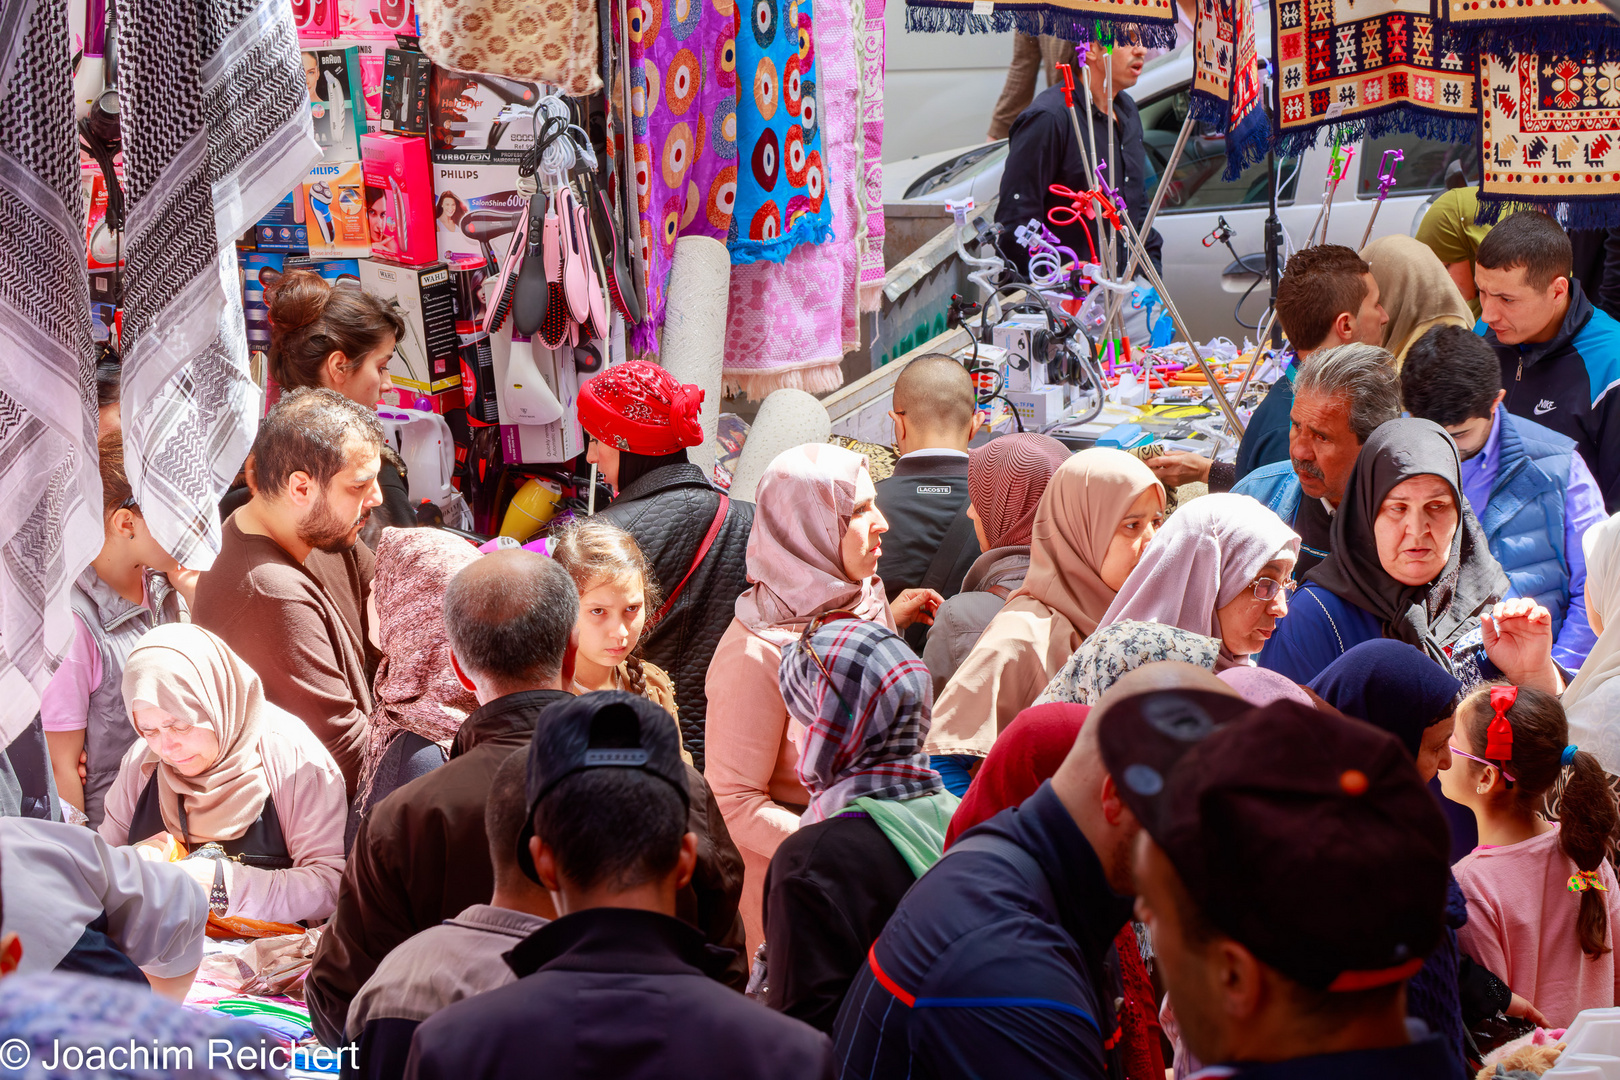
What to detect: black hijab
<box><xmin>613</xmin><ymin>449</ymin><xmax>692</xmax><ymax>494</ymax></box>
<box><xmin>1306</xmin><ymin>418</ymin><xmax>1508</xmax><ymax>669</ymax></box>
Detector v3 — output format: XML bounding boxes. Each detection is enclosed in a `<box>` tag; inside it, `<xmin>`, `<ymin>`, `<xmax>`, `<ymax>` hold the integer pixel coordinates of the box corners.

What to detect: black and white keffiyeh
<box><xmin>0</xmin><ymin>0</ymin><xmax>103</xmax><ymax>742</ymax></box>
<box><xmin>115</xmin><ymin>0</ymin><xmax>318</xmax><ymax>569</ymax></box>
<box><xmin>780</xmin><ymin>617</ymin><xmax>942</xmax><ymax>823</ymax></box>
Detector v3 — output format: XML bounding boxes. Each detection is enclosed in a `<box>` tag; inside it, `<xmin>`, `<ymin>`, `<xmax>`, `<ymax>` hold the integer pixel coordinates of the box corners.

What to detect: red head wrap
<box><xmin>577</xmin><ymin>361</ymin><xmax>705</xmax><ymax>456</ymax></box>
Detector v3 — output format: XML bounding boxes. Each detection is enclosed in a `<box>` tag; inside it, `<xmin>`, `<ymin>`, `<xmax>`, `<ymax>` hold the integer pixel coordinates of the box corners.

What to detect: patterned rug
<box><xmin>1444</xmin><ymin>0</ymin><xmax>1620</xmax><ymax>57</ymax></box>
<box><xmin>1272</xmin><ymin>0</ymin><xmax>1477</xmax><ymax>156</ymax></box>
<box><xmin>622</xmin><ymin>0</ymin><xmax>739</xmax><ymax>352</ymax></box>
<box><xmin>854</xmin><ymin>0</ymin><xmax>885</xmax><ymax>312</ymax></box>
<box><xmin>728</xmin><ymin>0</ymin><xmax>835</xmax><ymax>264</ymax></box>
<box><xmin>903</xmin><ymin>0</ymin><xmax>1178</xmax><ymax>49</ymax></box>
<box><xmin>117</xmin><ymin>0</ymin><xmax>319</xmax><ymax>570</ymax></box>
<box><xmin>0</xmin><ymin>0</ymin><xmax>104</xmax><ymax>740</ymax></box>
<box><xmin>1478</xmin><ymin>50</ymin><xmax>1620</xmax><ymax>229</ymax></box>
<box><xmin>1191</xmin><ymin>0</ymin><xmax>1269</xmax><ymax>180</ymax></box>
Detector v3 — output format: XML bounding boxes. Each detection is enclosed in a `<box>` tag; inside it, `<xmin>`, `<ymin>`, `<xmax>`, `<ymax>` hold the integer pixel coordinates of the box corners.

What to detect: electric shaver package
<box><xmin>302</xmin><ymin>47</ymin><xmax>366</xmax><ymax>162</ymax></box>
<box><xmin>301</xmin><ymin>160</ymin><xmax>371</xmax><ymax>257</ymax></box>
<box><xmin>253</xmin><ymin>190</ymin><xmax>311</xmax><ymax>253</ymax></box>
<box><xmin>359</xmin><ymin>258</ymin><xmax>461</xmax><ymax>393</ymax></box>
<box><xmin>428</xmin><ymin>66</ymin><xmax>545</xmax><ymax>165</ymax></box>
<box><xmin>381</xmin><ymin>47</ymin><xmax>432</xmax><ymax>135</ymax></box>
<box><xmin>361</xmin><ymin>131</ymin><xmax>437</xmax><ymax>265</ymax></box>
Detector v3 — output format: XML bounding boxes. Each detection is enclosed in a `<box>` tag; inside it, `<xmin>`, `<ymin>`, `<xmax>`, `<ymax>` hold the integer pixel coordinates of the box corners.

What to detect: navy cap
<box><xmin>516</xmin><ymin>691</ymin><xmax>689</xmax><ymax>883</ymax></box>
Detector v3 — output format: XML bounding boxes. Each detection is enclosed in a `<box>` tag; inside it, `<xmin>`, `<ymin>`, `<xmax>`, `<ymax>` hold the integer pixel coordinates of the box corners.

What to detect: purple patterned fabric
<box><xmin>625</xmin><ymin>0</ymin><xmax>740</xmax><ymax>352</ymax></box>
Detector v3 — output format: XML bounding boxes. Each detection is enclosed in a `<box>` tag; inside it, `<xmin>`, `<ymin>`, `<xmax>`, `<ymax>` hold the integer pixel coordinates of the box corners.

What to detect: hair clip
<box><xmin>1563</xmin><ymin>744</ymin><xmax>1579</xmax><ymax>767</ymax></box>
<box><xmin>1485</xmin><ymin>686</ymin><xmax>1517</xmax><ymax>776</ymax></box>
<box><xmin>1569</xmin><ymin>869</ymin><xmax>1608</xmax><ymax>894</ymax></box>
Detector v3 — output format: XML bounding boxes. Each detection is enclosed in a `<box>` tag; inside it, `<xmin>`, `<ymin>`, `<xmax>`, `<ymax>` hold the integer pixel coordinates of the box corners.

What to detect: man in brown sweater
<box><xmin>192</xmin><ymin>388</ymin><xmax>386</xmax><ymax>792</ymax></box>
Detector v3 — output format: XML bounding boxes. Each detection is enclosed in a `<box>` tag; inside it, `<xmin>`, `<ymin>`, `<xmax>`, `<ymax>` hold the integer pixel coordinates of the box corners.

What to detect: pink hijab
<box><xmin>734</xmin><ymin>443</ymin><xmax>894</xmax><ymax>646</ymax></box>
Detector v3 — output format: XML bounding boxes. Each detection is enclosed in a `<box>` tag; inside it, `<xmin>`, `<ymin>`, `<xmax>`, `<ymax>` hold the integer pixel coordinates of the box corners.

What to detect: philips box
<box><xmin>431</xmin><ymin>161</ymin><xmax>526</xmax><ymax>274</ymax></box>
<box><xmin>301</xmin><ymin>160</ymin><xmax>371</xmax><ymax>257</ymax></box>
<box><xmin>359</xmin><ymin>258</ymin><xmax>461</xmax><ymax>393</ymax></box>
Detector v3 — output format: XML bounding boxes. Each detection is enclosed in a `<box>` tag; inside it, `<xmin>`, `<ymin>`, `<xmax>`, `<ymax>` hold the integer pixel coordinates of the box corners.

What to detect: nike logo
<box><xmin>1534</xmin><ymin>400</ymin><xmax>1557</xmax><ymax>416</ymax></box>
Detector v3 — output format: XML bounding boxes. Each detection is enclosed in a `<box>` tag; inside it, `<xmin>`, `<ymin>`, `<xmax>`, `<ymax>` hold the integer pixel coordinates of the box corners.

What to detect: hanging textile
<box><xmin>1191</xmin><ymin>0</ymin><xmax>1269</xmax><ymax>180</ymax></box>
<box><xmin>853</xmin><ymin>0</ymin><xmax>885</xmax><ymax>311</ymax></box>
<box><xmin>624</xmin><ymin>0</ymin><xmax>740</xmax><ymax>353</ymax></box>
<box><xmin>902</xmin><ymin>0</ymin><xmax>1177</xmax><ymax>49</ymax></box>
<box><xmin>723</xmin><ymin>0</ymin><xmax>864</xmax><ymax>396</ymax></box>
<box><xmin>728</xmin><ymin>0</ymin><xmax>834</xmax><ymax>264</ymax></box>
<box><xmin>1271</xmin><ymin>0</ymin><xmax>1476</xmax><ymax>156</ymax></box>
<box><xmin>1444</xmin><ymin>0</ymin><xmax>1618</xmax><ymax>57</ymax></box>
<box><xmin>0</xmin><ymin>0</ymin><xmax>104</xmax><ymax>742</ymax></box>
<box><xmin>1477</xmin><ymin>50</ymin><xmax>1620</xmax><ymax>229</ymax></box>
<box><xmin>116</xmin><ymin>0</ymin><xmax>318</xmax><ymax>569</ymax></box>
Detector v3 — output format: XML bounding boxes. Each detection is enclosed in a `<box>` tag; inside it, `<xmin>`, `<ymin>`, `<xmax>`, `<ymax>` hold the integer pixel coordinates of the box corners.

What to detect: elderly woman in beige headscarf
<box><xmin>703</xmin><ymin>443</ymin><xmax>941</xmax><ymax>952</ymax></box>
<box><xmin>1361</xmin><ymin>233</ymin><xmax>1475</xmax><ymax>363</ymax></box>
<box><xmin>99</xmin><ymin>624</ymin><xmax>347</xmax><ymax>927</ymax></box>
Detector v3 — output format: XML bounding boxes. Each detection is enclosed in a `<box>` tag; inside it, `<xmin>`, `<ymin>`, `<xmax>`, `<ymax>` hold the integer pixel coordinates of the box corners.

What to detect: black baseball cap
<box><xmin>516</xmin><ymin>691</ymin><xmax>690</xmax><ymax>883</ymax></box>
<box><xmin>1098</xmin><ymin>690</ymin><xmax>1450</xmax><ymax>992</ymax></box>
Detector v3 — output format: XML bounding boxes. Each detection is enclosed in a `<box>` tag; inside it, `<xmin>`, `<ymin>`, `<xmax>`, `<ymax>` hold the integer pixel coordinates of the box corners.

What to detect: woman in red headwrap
<box><xmin>577</xmin><ymin>362</ymin><xmax>757</xmax><ymax>773</ymax></box>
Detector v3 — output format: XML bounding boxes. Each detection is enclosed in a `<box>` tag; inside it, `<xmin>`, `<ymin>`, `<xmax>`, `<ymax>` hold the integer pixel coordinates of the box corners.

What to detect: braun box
<box><xmin>358</xmin><ymin>259</ymin><xmax>461</xmax><ymax>393</ymax></box>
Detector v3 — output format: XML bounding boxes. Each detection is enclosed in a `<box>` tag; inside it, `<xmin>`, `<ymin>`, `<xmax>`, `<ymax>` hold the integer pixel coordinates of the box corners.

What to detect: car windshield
<box><xmin>1136</xmin><ymin>89</ymin><xmax>1300</xmax><ymax>212</ymax></box>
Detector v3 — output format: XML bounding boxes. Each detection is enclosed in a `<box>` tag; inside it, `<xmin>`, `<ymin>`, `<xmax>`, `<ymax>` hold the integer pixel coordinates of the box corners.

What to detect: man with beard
<box><xmin>1401</xmin><ymin>324</ymin><xmax>1604</xmax><ymax>671</ymax></box>
<box><xmin>1233</xmin><ymin>343</ymin><xmax>1402</xmax><ymax>578</ymax></box>
<box><xmin>193</xmin><ymin>388</ymin><xmax>385</xmax><ymax>793</ymax></box>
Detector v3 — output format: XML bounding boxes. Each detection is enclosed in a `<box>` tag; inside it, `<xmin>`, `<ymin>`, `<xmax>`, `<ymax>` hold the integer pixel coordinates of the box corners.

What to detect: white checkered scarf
<box><xmin>781</xmin><ymin>617</ymin><xmax>942</xmax><ymax>823</ymax></box>
<box><xmin>0</xmin><ymin>0</ymin><xmax>104</xmax><ymax>742</ymax></box>
<box><xmin>115</xmin><ymin>0</ymin><xmax>319</xmax><ymax>569</ymax></box>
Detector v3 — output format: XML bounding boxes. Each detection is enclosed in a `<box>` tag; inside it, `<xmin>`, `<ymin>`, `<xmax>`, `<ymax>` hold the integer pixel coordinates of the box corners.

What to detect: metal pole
<box><xmin>1102</xmin><ymin>108</ymin><xmax>1195</xmax><ymax>333</ymax></box>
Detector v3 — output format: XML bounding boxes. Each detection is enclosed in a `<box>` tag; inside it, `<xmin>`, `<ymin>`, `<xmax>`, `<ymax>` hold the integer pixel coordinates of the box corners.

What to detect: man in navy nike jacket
<box><xmin>1478</xmin><ymin>210</ymin><xmax>1620</xmax><ymax>511</ymax></box>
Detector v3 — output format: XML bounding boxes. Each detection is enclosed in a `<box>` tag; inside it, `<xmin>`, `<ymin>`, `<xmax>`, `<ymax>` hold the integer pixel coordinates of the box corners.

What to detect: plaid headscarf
<box><xmin>780</xmin><ymin>617</ymin><xmax>942</xmax><ymax>823</ymax></box>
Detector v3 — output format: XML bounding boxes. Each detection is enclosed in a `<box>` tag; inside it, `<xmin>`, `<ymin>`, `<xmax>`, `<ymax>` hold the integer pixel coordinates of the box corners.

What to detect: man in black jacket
<box><xmin>305</xmin><ymin>551</ymin><xmax>746</xmax><ymax>1048</ymax></box>
<box><xmin>875</xmin><ymin>355</ymin><xmax>980</xmax><ymax>648</ymax></box>
<box><xmin>581</xmin><ymin>361</ymin><xmax>755</xmax><ymax>770</ymax></box>
<box><xmin>995</xmin><ymin>39</ymin><xmax>1161</xmax><ymax>279</ymax></box>
<box><xmin>404</xmin><ymin>693</ymin><xmax>832</xmax><ymax>1080</ymax></box>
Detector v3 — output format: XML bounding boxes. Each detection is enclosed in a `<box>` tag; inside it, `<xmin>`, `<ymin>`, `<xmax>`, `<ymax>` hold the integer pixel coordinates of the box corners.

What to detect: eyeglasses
<box><xmin>1250</xmin><ymin>577</ymin><xmax>1298</xmax><ymax>602</ymax></box>
<box><xmin>1449</xmin><ymin>743</ymin><xmax>1517</xmax><ymax>784</ymax></box>
<box><xmin>800</xmin><ymin>610</ymin><xmax>863</xmax><ymax>726</ymax></box>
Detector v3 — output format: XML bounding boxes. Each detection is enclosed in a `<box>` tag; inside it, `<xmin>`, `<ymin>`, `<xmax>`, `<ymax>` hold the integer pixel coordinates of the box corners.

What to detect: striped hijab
<box><xmin>780</xmin><ymin>617</ymin><xmax>942</xmax><ymax>823</ymax></box>
<box><xmin>967</xmin><ymin>434</ymin><xmax>1072</xmax><ymax>550</ymax></box>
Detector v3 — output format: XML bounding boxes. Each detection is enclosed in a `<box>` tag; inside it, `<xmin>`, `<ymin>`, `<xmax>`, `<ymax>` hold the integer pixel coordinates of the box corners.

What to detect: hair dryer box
<box><xmin>487</xmin><ymin>326</ymin><xmax>585</xmax><ymax>463</ymax></box>
<box><xmin>380</xmin><ymin>47</ymin><xmax>432</xmax><ymax>135</ymax></box>
<box><xmin>302</xmin><ymin>48</ymin><xmax>367</xmax><ymax>162</ymax></box>
<box><xmin>428</xmin><ymin>67</ymin><xmax>544</xmax><ymax>165</ymax></box>
<box><xmin>301</xmin><ymin>160</ymin><xmax>371</xmax><ymax>258</ymax></box>
<box><xmin>360</xmin><ymin>258</ymin><xmax>462</xmax><ymax>393</ymax></box>
<box><xmin>361</xmin><ymin>132</ymin><xmax>437</xmax><ymax>265</ymax></box>
<box><xmin>430</xmin><ymin>161</ymin><xmax>526</xmax><ymax>275</ymax></box>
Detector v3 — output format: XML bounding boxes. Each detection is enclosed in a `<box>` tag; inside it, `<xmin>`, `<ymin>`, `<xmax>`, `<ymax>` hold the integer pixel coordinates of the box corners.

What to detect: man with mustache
<box><xmin>1233</xmin><ymin>343</ymin><xmax>1402</xmax><ymax>577</ymax></box>
<box><xmin>192</xmin><ymin>388</ymin><xmax>385</xmax><ymax>793</ymax></box>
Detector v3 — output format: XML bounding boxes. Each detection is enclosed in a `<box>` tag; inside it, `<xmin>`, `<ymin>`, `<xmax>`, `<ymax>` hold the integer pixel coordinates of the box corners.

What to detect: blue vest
<box><xmin>1481</xmin><ymin>413</ymin><xmax>1573</xmax><ymax>636</ymax></box>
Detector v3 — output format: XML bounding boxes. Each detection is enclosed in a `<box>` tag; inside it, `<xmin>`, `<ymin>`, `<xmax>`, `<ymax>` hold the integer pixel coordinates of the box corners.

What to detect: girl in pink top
<box><xmin>1442</xmin><ymin>683</ymin><xmax>1620</xmax><ymax>1028</ymax></box>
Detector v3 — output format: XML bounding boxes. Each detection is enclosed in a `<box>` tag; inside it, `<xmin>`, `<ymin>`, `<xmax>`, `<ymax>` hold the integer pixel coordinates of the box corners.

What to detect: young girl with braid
<box><xmin>1442</xmin><ymin>683</ymin><xmax>1620</xmax><ymax>1027</ymax></box>
<box><xmin>550</xmin><ymin>520</ymin><xmax>687</xmax><ymax>758</ymax></box>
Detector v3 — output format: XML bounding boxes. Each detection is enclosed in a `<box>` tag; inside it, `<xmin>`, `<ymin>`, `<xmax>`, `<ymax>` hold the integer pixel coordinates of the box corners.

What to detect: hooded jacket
<box><xmin>596</xmin><ymin>462</ymin><xmax>755</xmax><ymax>769</ymax></box>
<box><xmin>1484</xmin><ymin>277</ymin><xmax>1620</xmax><ymax>511</ymax></box>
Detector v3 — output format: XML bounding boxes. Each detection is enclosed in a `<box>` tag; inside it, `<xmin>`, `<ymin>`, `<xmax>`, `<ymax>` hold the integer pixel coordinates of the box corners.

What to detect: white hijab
<box><xmin>1563</xmin><ymin>512</ymin><xmax>1620</xmax><ymax>773</ymax></box>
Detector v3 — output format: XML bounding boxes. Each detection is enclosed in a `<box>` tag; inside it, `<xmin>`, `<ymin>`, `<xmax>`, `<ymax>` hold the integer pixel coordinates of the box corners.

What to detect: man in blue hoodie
<box><xmin>1478</xmin><ymin>210</ymin><xmax>1620</xmax><ymax>512</ymax></box>
<box><xmin>1401</xmin><ymin>324</ymin><xmax>1605</xmax><ymax>671</ymax></box>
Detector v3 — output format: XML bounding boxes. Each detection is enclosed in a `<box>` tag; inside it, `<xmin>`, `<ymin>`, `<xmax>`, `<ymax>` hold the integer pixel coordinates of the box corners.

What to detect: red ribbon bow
<box><xmin>1485</xmin><ymin>685</ymin><xmax>1518</xmax><ymax>764</ymax></box>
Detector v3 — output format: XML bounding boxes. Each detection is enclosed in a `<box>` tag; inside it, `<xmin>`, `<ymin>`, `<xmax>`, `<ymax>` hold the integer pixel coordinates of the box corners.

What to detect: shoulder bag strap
<box><xmin>948</xmin><ymin>832</ymin><xmax>1057</xmax><ymax>915</ymax></box>
<box><xmin>919</xmin><ymin>500</ymin><xmax>977</xmax><ymax>596</ymax></box>
<box><xmin>653</xmin><ymin>495</ymin><xmax>729</xmax><ymax>624</ymax></box>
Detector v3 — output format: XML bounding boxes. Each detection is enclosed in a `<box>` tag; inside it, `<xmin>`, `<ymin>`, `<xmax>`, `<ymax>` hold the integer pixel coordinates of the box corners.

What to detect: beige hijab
<box><xmin>926</xmin><ymin>449</ymin><xmax>1164</xmax><ymax>757</ymax></box>
<box><xmin>1361</xmin><ymin>234</ymin><xmax>1474</xmax><ymax>363</ymax></box>
<box><xmin>733</xmin><ymin>443</ymin><xmax>894</xmax><ymax>646</ymax></box>
<box><xmin>122</xmin><ymin>624</ymin><xmax>282</xmax><ymax>843</ymax></box>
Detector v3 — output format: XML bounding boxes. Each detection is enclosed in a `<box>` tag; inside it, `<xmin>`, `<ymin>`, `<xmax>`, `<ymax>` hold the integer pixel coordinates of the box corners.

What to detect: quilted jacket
<box><xmin>596</xmin><ymin>463</ymin><xmax>755</xmax><ymax>770</ymax></box>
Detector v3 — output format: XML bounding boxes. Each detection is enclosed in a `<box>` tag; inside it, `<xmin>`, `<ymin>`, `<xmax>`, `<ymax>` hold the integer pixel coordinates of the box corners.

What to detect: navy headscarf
<box><xmin>1308</xmin><ymin>639</ymin><xmax>1463</xmax><ymax>757</ymax></box>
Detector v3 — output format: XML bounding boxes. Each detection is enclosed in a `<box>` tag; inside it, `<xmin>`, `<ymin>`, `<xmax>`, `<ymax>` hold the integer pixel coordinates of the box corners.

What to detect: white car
<box><xmin>884</xmin><ymin>40</ymin><xmax>1475</xmax><ymax>341</ymax></box>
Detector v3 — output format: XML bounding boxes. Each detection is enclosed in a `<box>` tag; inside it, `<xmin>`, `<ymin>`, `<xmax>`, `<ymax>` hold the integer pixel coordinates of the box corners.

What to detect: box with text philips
<box><xmin>428</xmin><ymin>67</ymin><xmax>543</xmax><ymax>164</ymax></box>
<box><xmin>1007</xmin><ymin>387</ymin><xmax>1068</xmax><ymax>427</ymax></box>
<box><xmin>359</xmin><ymin>259</ymin><xmax>461</xmax><ymax>393</ymax></box>
<box><xmin>302</xmin><ymin>47</ymin><xmax>367</xmax><ymax>162</ymax></box>
<box><xmin>361</xmin><ymin>132</ymin><xmax>437</xmax><ymax>265</ymax></box>
<box><xmin>381</xmin><ymin>48</ymin><xmax>432</xmax><ymax>134</ymax></box>
<box><xmin>301</xmin><ymin>161</ymin><xmax>371</xmax><ymax>257</ymax></box>
<box><xmin>489</xmin><ymin>329</ymin><xmax>584</xmax><ymax>463</ymax></box>
<box><xmin>432</xmin><ymin>162</ymin><xmax>526</xmax><ymax>272</ymax></box>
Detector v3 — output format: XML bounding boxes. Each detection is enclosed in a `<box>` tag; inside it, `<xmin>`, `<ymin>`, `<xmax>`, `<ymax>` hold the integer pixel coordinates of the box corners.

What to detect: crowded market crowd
<box><xmin>9</xmin><ymin>207</ymin><xmax>1620</xmax><ymax>1080</ymax></box>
